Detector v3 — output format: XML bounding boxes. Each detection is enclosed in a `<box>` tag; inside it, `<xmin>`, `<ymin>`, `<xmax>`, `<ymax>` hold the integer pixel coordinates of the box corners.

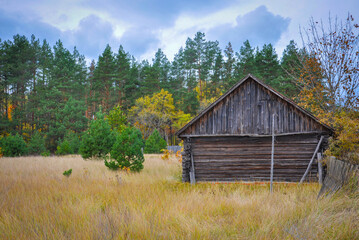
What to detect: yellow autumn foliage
<box><xmin>325</xmin><ymin>111</ymin><xmax>359</xmax><ymax>164</ymax></box>
<box><xmin>129</xmin><ymin>89</ymin><xmax>192</xmax><ymax>139</ymax></box>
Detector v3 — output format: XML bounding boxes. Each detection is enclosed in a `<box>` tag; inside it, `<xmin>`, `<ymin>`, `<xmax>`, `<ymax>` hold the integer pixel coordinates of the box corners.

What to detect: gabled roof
<box><xmin>176</xmin><ymin>74</ymin><xmax>334</xmax><ymax>136</ymax></box>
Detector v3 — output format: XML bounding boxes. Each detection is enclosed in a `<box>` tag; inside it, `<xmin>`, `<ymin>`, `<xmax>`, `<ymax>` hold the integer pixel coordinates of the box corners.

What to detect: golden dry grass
<box><xmin>0</xmin><ymin>155</ymin><xmax>358</xmax><ymax>239</ymax></box>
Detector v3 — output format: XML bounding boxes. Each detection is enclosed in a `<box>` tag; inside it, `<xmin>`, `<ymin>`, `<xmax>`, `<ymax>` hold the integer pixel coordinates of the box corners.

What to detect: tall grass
<box><xmin>0</xmin><ymin>155</ymin><xmax>358</xmax><ymax>239</ymax></box>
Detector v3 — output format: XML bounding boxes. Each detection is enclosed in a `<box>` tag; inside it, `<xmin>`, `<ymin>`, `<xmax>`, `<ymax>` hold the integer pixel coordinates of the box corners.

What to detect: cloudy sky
<box><xmin>0</xmin><ymin>0</ymin><xmax>358</xmax><ymax>62</ymax></box>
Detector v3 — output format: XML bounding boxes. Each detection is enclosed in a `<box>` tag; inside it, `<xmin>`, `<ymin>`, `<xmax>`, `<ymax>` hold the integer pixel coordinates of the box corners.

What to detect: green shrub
<box><xmin>79</xmin><ymin>110</ymin><xmax>116</xmax><ymax>159</ymax></box>
<box><xmin>0</xmin><ymin>134</ymin><xmax>28</xmax><ymax>157</ymax></box>
<box><xmin>106</xmin><ymin>105</ymin><xmax>127</xmax><ymax>132</ymax></box>
<box><xmin>144</xmin><ymin>129</ymin><xmax>167</xmax><ymax>154</ymax></box>
<box><xmin>105</xmin><ymin>127</ymin><xmax>144</xmax><ymax>172</ymax></box>
<box><xmin>65</xmin><ymin>131</ymin><xmax>81</xmax><ymax>154</ymax></box>
<box><xmin>28</xmin><ymin>132</ymin><xmax>46</xmax><ymax>155</ymax></box>
<box><xmin>56</xmin><ymin>132</ymin><xmax>81</xmax><ymax>155</ymax></box>
<box><xmin>41</xmin><ymin>151</ymin><xmax>51</xmax><ymax>157</ymax></box>
<box><xmin>56</xmin><ymin>140</ymin><xmax>72</xmax><ymax>155</ymax></box>
<box><xmin>63</xmin><ymin>169</ymin><xmax>72</xmax><ymax>177</ymax></box>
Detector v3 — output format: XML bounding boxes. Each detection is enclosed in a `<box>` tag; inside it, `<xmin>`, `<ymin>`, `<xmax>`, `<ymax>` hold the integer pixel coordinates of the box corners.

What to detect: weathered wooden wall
<box><xmin>180</xmin><ymin>79</ymin><xmax>327</xmax><ymax>137</ymax></box>
<box><xmin>183</xmin><ymin>134</ymin><xmax>322</xmax><ymax>182</ymax></box>
<box><xmin>178</xmin><ymin>76</ymin><xmax>332</xmax><ymax>183</ymax></box>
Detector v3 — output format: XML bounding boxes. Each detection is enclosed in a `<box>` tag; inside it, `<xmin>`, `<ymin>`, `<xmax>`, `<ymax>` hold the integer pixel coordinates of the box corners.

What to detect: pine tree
<box><xmin>139</xmin><ymin>60</ymin><xmax>161</xmax><ymax>96</ymax></box>
<box><xmin>93</xmin><ymin>44</ymin><xmax>117</xmax><ymax>112</ymax></box>
<box><xmin>223</xmin><ymin>42</ymin><xmax>235</xmax><ymax>89</ymax></box>
<box><xmin>122</xmin><ymin>59</ymin><xmax>141</xmax><ymax>111</ymax></box>
<box><xmin>210</xmin><ymin>51</ymin><xmax>224</xmax><ymax>97</ymax></box>
<box><xmin>86</xmin><ymin>60</ymin><xmax>96</xmax><ymax>118</ymax></box>
<box><xmin>28</xmin><ymin>132</ymin><xmax>46</xmax><ymax>155</ymax></box>
<box><xmin>169</xmin><ymin>47</ymin><xmax>192</xmax><ymax>113</ymax></box>
<box><xmin>280</xmin><ymin>40</ymin><xmax>302</xmax><ymax>97</ymax></box>
<box><xmin>79</xmin><ymin>110</ymin><xmax>116</xmax><ymax>159</ymax></box>
<box><xmin>116</xmin><ymin>45</ymin><xmax>131</xmax><ymax>107</ymax></box>
<box><xmin>6</xmin><ymin>35</ymin><xmax>34</xmax><ymax>135</ymax></box>
<box><xmin>234</xmin><ymin>40</ymin><xmax>256</xmax><ymax>80</ymax></box>
<box><xmin>72</xmin><ymin>47</ymin><xmax>87</xmax><ymax>100</ymax></box>
<box><xmin>106</xmin><ymin>127</ymin><xmax>144</xmax><ymax>172</ymax></box>
<box><xmin>0</xmin><ymin>38</ymin><xmax>11</xmax><ymax>135</ymax></box>
<box><xmin>254</xmin><ymin>44</ymin><xmax>281</xmax><ymax>87</ymax></box>
<box><xmin>153</xmin><ymin>48</ymin><xmax>171</xmax><ymax>90</ymax></box>
<box><xmin>144</xmin><ymin>129</ymin><xmax>167</xmax><ymax>154</ymax></box>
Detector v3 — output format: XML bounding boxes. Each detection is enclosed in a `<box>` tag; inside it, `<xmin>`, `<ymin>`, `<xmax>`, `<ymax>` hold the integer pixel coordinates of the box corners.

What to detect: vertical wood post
<box><xmin>317</xmin><ymin>153</ymin><xmax>323</xmax><ymax>185</ymax></box>
<box><xmin>188</xmin><ymin>137</ymin><xmax>196</xmax><ymax>184</ymax></box>
<box><xmin>270</xmin><ymin>114</ymin><xmax>275</xmax><ymax>193</ymax></box>
<box><xmin>190</xmin><ymin>153</ymin><xmax>196</xmax><ymax>184</ymax></box>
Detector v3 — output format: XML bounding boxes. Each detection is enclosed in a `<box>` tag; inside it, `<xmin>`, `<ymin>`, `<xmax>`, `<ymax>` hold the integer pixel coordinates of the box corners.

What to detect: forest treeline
<box><xmin>0</xmin><ymin>32</ymin><xmax>302</xmax><ymax>151</ymax></box>
<box><xmin>1</xmin><ymin>16</ymin><xmax>358</xmax><ymax>161</ymax></box>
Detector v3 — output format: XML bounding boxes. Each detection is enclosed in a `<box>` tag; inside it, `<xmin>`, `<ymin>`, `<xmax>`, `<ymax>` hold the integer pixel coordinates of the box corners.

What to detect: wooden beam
<box><xmin>317</xmin><ymin>153</ymin><xmax>323</xmax><ymax>185</ymax></box>
<box><xmin>299</xmin><ymin>136</ymin><xmax>324</xmax><ymax>184</ymax></box>
<box><xmin>270</xmin><ymin>114</ymin><xmax>275</xmax><ymax>193</ymax></box>
<box><xmin>190</xmin><ymin>152</ymin><xmax>196</xmax><ymax>184</ymax></box>
<box><xmin>180</xmin><ymin>131</ymin><xmax>325</xmax><ymax>138</ymax></box>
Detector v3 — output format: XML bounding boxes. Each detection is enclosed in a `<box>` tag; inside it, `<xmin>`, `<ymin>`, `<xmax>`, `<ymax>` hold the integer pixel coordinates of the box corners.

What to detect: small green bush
<box><xmin>79</xmin><ymin>110</ymin><xmax>116</xmax><ymax>159</ymax></box>
<box><xmin>144</xmin><ymin>129</ymin><xmax>167</xmax><ymax>154</ymax></box>
<box><xmin>0</xmin><ymin>134</ymin><xmax>28</xmax><ymax>157</ymax></box>
<box><xmin>107</xmin><ymin>105</ymin><xmax>127</xmax><ymax>132</ymax></box>
<box><xmin>41</xmin><ymin>151</ymin><xmax>51</xmax><ymax>157</ymax></box>
<box><xmin>56</xmin><ymin>132</ymin><xmax>81</xmax><ymax>155</ymax></box>
<box><xmin>105</xmin><ymin>127</ymin><xmax>144</xmax><ymax>172</ymax></box>
<box><xmin>63</xmin><ymin>169</ymin><xmax>72</xmax><ymax>177</ymax></box>
<box><xmin>28</xmin><ymin>132</ymin><xmax>46</xmax><ymax>155</ymax></box>
<box><xmin>65</xmin><ymin>131</ymin><xmax>81</xmax><ymax>154</ymax></box>
<box><xmin>56</xmin><ymin>140</ymin><xmax>72</xmax><ymax>155</ymax></box>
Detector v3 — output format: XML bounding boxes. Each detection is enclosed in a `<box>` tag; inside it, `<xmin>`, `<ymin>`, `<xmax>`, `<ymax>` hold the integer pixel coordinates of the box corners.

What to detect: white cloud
<box><xmin>1</xmin><ymin>0</ymin><xmax>358</xmax><ymax>61</ymax></box>
<box><xmin>143</xmin><ymin>1</ymin><xmax>261</xmax><ymax>60</ymax></box>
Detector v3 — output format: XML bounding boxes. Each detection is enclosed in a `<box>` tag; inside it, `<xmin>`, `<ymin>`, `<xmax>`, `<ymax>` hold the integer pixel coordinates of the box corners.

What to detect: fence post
<box><xmin>317</xmin><ymin>153</ymin><xmax>323</xmax><ymax>185</ymax></box>
<box><xmin>270</xmin><ymin>114</ymin><xmax>275</xmax><ymax>193</ymax></box>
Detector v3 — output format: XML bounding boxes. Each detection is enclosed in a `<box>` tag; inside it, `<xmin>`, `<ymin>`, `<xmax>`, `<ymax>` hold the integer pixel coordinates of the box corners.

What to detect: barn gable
<box><xmin>177</xmin><ymin>74</ymin><xmax>332</xmax><ymax>137</ymax></box>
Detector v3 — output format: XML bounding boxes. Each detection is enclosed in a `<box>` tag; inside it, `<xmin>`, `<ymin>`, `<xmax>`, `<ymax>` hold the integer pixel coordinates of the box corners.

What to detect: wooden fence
<box><xmin>318</xmin><ymin>157</ymin><xmax>359</xmax><ymax>197</ymax></box>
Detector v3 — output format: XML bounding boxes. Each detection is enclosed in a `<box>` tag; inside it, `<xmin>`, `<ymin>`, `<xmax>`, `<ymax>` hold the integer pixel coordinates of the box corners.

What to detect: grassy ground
<box><xmin>0</xmin><ymin>155</ymin><xmax>358</xmax><ymax>239</ymax></box>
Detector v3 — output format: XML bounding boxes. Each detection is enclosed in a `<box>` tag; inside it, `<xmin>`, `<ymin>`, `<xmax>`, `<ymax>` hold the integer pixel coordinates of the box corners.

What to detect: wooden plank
<box><xmin>192</xmin><ymin>143</ymin><xmax>317</xmax><ymax>148</ymax></box>
<box><xmin>317</xmin><ymin>152</ymin><xmax>323</xmax><ymax>185</ymax></box>
<box><xmin>271</xmin><ymin>113</ymin><xmax>275</xmax><ymax>193</ymax></box>
<box><xmin>194</xmin><ymin>159</ymin><xmax>318</xmax><ymax>164</ymax></box>
<box><xmin>190</xmin><ymin>151</ymin><xmax>196</xmax><ymax>184</ymax></box>
<box><xmin>193</xmin><ymin>149</ymin><xmax>316</xmax><ymax>155</ymax></box>
<box><xmin>299</xmin><ymin>136</ymin><xmax>324</xmax><ymax>183</ymax></box>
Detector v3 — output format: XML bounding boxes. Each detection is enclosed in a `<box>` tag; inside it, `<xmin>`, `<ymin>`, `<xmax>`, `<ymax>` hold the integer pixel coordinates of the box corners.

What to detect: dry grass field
<box><xmin>0</xmin><ymin>155</ymin><xmax>358</xmax><ymax>239</ymax></box>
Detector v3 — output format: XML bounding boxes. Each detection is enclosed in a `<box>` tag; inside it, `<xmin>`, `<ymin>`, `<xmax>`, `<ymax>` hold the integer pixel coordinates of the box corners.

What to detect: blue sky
<box><xmin>0</xmin><ymin>0</ymin><xmax>358</xmax><ymax>62</ymax></box>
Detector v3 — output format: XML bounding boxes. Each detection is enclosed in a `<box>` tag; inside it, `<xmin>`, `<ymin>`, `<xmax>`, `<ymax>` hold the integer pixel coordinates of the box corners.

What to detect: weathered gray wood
<box><xmin>179</xmin><ymin>78</ymin><xmax>331</xmax><ymax>137</ymax></box>
<box><xmin>317</xmin><ymin>153</ymin><xmax>323</xmax><ymax>184</ymax></box>
<box><xmin>270</xmin><ymin>114</ymin><xmax>275</xmax><ymax>193</ymax></box>
<box><xmin>178</xmin><ymin>75</ymin><xmax>333</xmax><ymax>183</ymax></box>
<box><xmin>190</xmin><ymin>150</ymin><xmax>196</xmax><ymax>184</ymax></box>
<box><xmin>299</xmin><ymin>136</ymin><xmax>324</xmax><ymax>184</ymax></box>
<box><xmin>182</xmin><ymin>138</ymin><xmax>191</xmax><ymax>182</ymax></box>
<box><xmin>318</xmin><ymin>157</ymin><xmax>359</xmax><ymax>197</ymax></box>
<box><xmin>188</xmin><ymin>135</ymin><xmax>318</xmax><ymax>182</ymax></box>
<box><xmin>180</xmin><ymin>131</ymin><xmax>325</xmax><ymax>138</ymax></box>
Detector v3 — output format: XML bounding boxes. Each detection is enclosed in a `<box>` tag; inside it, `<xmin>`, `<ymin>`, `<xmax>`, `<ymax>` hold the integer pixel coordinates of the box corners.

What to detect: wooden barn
<box><xmin>176</xmin><ymin>74</ymin><xmax>333</xmax><ymax>183</ymax></box>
